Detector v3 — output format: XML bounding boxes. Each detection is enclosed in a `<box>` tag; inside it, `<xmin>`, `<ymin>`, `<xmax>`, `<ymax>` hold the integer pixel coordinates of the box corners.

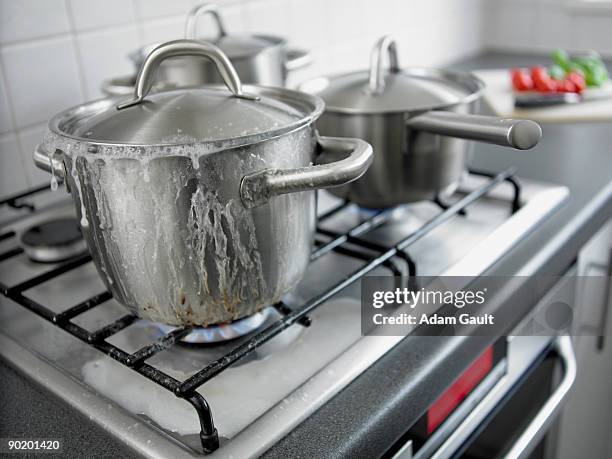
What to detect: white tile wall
<box><xmin>483</xmin><ymin>0</ymin><xmax>612</xmax><ymax>56</ymax></box>
<box><xmin>0</xmin><ymin>133</ymin><xmax>27</xmax><ymax>195</ymax></box>
<box><xmin>0</xmin><ymin>0</ymin><xmax>70</xmax><ymax>44</ymax></box>
<box><xmin>141</xmin><ymin>15</ymin><xmax>186</xmax><ymax>44</ymax></box>
<box><xmin>2</xmin><ymin>36</ymin><xmax>84</xmax><ymax>128</ymax></box>
<box><xmin>573</xmin><ymin>13</ymin><xmax>612</xmax><ymax>56</ymax></box>
<box><xmin>68</xmin><ymin>0</ymin><xmax>137</xmax><ymax>31</ymax></box>
<box><xmin>17</xmin><ymin>122</ymin><xmax>49</xmax><ymax>186</ymax></box>
<box><xmin>0</xmin><ymin>0</ymin><xmax>487</xmax><ymax>195</ymax></box>
<box><xmin>134</xmin><ymin>0</ymin><xmax>197</xmax><ymax>20</ymax></box>
<box><xmin>0</xmin><ymin>65</ymin><xmax>13</xmax><ymax>133</ymax></box>
<box><xmin>76</xmin><ymin>25</ymin><xmax>140</xmax><ymax>99</ymax></box>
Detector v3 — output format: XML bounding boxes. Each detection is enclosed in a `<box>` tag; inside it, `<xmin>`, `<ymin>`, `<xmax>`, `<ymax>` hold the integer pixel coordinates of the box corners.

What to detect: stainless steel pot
<box><xmin>102</xmin><ymin>3</ymin><xmax>311</xmax><ymax>96</ymax></box>
<box><xmin>35</xmin><ymin>40</ymin><xmax>372</xmax><ymax>326</ymax></box>
<box><xmin>299</xmin><ymin>36</ymin><xmax>542</xmax><ymax>208</ymax></box>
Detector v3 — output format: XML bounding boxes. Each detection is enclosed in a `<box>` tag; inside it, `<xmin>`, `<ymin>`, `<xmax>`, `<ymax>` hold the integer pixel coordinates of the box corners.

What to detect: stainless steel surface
<box><xmin>34</xmin><ymin>144</ymin><xmax>65</xmax><ymax>181</ymax></box>
<box><xmin>398</xmin><ymin>359</ymin><xmax>508</xmax><ymax>459</ymax></box>
<box><xmin>53</xmin><ymin>48</ymin><xmax>324</xmax><ymax>147</ymax></box>
<box><xmin>300</xmin><ymin>36</ymin><xmax>542</xmax><ymax>208</ymax></box>
<box><xmin>73</xmin><ymin>87</ymin><xmax>309</xmax><ymax>145</ymax></box>
<box><xmin>406</xmin><ymin>111</ymin><xmax>542</xmax><ymax>150</ymax></box>
<box><xmin>127</xmin><ymin>3</ymin><xmax>310</xmax><ymax>88</ymax></box>
<box><xmin>185</xmin><ymin>3</ymin><xmax>227</xmax><ymax>40</ymax></box>
<box><xmin>284</xmin><ymin>47</ymin><xmax>312</xmax><ymax>72</ymax></box>
<box><xmin>393</xmin><ymin>359</ymin><xmax>508</xmax><ymax>459</ymax></box>
<box><xmin>21</xmin><ymin>234</ymin><xmax>88</xmax><ymax>263</ymax></box>
<box><xmin>418</xmin><ymin>271</ymin><xmax>577</xmax><ymax>459</ymax></box>
<box><xmin>299</xmin><ymin>36</ymin><xmax>484</xmax><ymax>115</ymax></box>
<box><xmin>100</xmin><ymin>75</ymin><xmax>138</xmax><ymax>97</ymax></box>
<box><xmin>597</xmin><ymin>248</ymin><xmax>612</xmax><ymax>350</ymax></box>
<box><xmin>36</xmin><ymin>128</ymin><xmax>369</xmax><ymax>326</ymax></box>
<box><xmin>305</xmin><ymin>96</ymin><xmax>477</xmax><ymax>207</ymax></box>
<box><xmin>414</xmin><ymin>337</ymin><xmax>555</xmax><ymax>459</ymax></box>
<box><xmin>184</xmin><ymin>3</ymin><xmax>280</xmax><ymax>59</ymax></box>
<box><xmin>0</xmin><ymin>173</ymin><xmax>569</xmax><ymax>458</ymax></box>
<box><xmin>368</xmin><ymin>35</ymin><xmax>399</xmax><ymax>94</ymax></box>
<box><xmin>240</xmin><ymin>135</ymin><xmax>373</xmax><ymax>208</ymax></box>
<box><xmin>259</xmin><ymin>51</ymin><xmax>612</xmax><ymax>458</ymax></box>
<box><xmin>100</xmin><ymin>75</ymin><xmax>179</xmax><ymax>98</ymax></box>
<box><xmin>117</xmin><ymin>39</ymin><xmax>258</xmax><ymax>110</ymax></box>
<box><xmin>0</xmin><ymin>332</ymin><xmax>202</xmax><ymax>459</ymax></box>
<box><xmin>36</xmin><ymin>41</ymin><xmax>372</xmax><ymax>326</ymax></box>
<box><xmin>502</xmin><ymin>336</ymin><xmax>576</xmax><ymax>459</ymax></box>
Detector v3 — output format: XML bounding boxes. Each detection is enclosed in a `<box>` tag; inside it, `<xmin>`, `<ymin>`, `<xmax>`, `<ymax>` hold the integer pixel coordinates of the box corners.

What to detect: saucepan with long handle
<box><xmin>299</xmin><ymin>35</ymin><xmax>542</xmax><ymax>208</ymax></box>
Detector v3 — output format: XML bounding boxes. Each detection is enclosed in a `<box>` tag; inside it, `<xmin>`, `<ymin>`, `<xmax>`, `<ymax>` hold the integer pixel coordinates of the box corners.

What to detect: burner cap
<box><xmin>20</xmin><ymin>217</ymin><xmax>88</xmax><ymax>263</ymax></box>
<box><xmin>154</xmin><ymin>308</ymin><xmax>273</xmax><ymax>344</ymax></box>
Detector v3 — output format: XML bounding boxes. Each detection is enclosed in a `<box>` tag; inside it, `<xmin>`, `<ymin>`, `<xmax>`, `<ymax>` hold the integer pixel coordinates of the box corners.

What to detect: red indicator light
<box><xmin>427</xmin><ymin>346</ymin><xmax>494</xmax><ymax>434</ymax></box>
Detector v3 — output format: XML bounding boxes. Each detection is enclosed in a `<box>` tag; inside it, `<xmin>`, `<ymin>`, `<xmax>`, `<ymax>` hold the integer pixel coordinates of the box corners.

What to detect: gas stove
<box><xmin>0</xmin><ymin>169</ymin><xmax>568</xmax><ymax>458</ymax></box>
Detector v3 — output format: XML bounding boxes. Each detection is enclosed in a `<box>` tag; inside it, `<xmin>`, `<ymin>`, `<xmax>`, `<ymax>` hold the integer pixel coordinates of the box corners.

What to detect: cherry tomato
<box><xmin>567</xmin><ymin>71</ymin><xmax>586</xmax><ymax>93</ymax></box>
<box><xmin>511</xmin><ymin>68</ymin><xmax>533</xmax><ymax>91</ymax></box>
<box><xmin>558</xmin><ymin>80</ymin><xmax>577</xmax><ymax>93</ymax></box>
<box><xmin>530</xmin><ymin>66</ymin><xmax>557</xmax><ymax>92</ymax></box>
<box><xmin>530</xmin><ymin>66</ymin><xmax>548</xmax><ymax>80</ymax></box>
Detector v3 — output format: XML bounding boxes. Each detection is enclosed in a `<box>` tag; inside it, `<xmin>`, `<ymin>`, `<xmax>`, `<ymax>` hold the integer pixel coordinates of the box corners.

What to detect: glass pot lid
<box><xmin>52</xmin><ymin>40</ymin><xmax>323</xmax><ymax>147</ymax></box>
<box><xmin>299</xmin><ymin>36</ymin><xmax>485</xmax><ymax>114</ymax></box>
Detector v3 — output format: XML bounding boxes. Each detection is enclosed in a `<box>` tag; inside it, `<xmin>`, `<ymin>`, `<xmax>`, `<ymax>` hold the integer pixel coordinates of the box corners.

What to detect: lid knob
<box><xmin>185</xmin><ymin>3</ymin><xmax>227</xmax><ymax>40</ymax></box>
<box><xmin>368</xmin><ymin>35</ymin><xmax>400</xmax><ymax>94</ymax></box>
<box><xmin>117</xmin><ymin>39</ymin><xmax>258</xmax><ymax>110</ymax></box>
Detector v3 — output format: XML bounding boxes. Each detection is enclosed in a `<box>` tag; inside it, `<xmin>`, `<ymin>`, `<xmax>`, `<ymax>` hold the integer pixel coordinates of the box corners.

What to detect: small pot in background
<box><xmin>102</xmin><ymin>3</ymin><xmax>311</xmax><ymax>96</ymax></box>
<box><xmin>299</xmin><ymin>36</ymin><xmax>542</xmax><ymax>208</ymax></box>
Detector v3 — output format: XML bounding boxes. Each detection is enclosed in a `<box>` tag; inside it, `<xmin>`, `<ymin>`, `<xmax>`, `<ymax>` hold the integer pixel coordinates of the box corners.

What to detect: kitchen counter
<box><xmin>1</xmin><ymin>51</ymin><xmax>611</xmax><ymax>459</ymax></box>
<box><xmin>263</xmin><ymin>52</ymin><xmax>612</xmax><ymax>458</ymax></box>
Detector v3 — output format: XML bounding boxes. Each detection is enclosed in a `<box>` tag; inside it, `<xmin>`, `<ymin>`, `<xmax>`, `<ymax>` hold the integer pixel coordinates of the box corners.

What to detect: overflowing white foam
<box><xmin>41</xmin><ymin>127</ymin><xmax>313</xmax><ymax>325</ymax></box>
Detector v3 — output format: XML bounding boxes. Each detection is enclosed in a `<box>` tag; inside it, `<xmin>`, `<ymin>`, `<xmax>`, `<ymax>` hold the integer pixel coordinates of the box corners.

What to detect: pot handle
<box><xmin>117</xmin><ymin>39</ymin><xmax>258</xmax><ymax>110</ymax></box>
<box><xmin>240</xmin><ymin>136</ymin><xmax>373</xmax><ymax>208</ymax></box>
<box><xmin>34</xmin><ymin>144</ymin><xmax>65</xmax><ymax>180</ymax></box>
<box><xmin>369</xmin><ymin>35</ymin><xmax>400</xmax><ymax>94</ymax></box>
<box><xmin>405</xmin><ymin>111</ymin><xmax>542</xmax><ymax>150</ymax></box>
<box><xmin>185</xmin><ymin>3</ymin><xmax>227</xmax><ymax>39</ymax></box>
<box><xmin>285</xmin><ymin>47</ymin><xmax>313</xmax><ymax>72</ymax></box>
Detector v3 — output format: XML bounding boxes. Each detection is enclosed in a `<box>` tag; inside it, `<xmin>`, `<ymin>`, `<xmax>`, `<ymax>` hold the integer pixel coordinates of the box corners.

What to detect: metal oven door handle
<box><xmin>426</xmin><ymin>336</ymin><xmax>577</xmax><ymax>459</ymax></box>
<box><xmin>502</xmin><ymin>335</ymin><xmax>577</xmax><ymax>459</ymax></box>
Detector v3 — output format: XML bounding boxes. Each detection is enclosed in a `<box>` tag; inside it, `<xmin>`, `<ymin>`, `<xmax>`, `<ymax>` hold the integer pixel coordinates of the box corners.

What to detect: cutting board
<box><xmin>473</xmin><ymin>68</ymin><xmax>612</xmax><ymax>123</ymax></box>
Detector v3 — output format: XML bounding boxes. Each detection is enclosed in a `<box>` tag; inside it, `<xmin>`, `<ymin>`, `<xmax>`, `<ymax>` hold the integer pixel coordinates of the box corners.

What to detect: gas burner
<box><xmin>20</xmin><ymin>217</ymin><xmax>88</xmax><ymax>263</ymax></box>
<box><xmin>154</xmin><ymin>307</ymin><xmax>273</xmax><ymax>344</ymax></box>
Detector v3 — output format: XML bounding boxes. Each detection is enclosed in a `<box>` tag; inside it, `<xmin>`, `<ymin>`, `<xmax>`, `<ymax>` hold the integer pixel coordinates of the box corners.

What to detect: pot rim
<box><xmin>47</xmin><ymin>85</ymin><xmax>325</xmax><ymax>151</ymax></box>
<box><xmin>299</xmin><ymin>67</ymin><xmax>486</xmax><ymax>115</ymax></box>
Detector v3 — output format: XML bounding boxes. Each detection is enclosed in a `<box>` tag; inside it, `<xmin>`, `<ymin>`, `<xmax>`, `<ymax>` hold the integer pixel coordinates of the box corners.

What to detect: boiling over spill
<box><xmin>42</xmin><ymin>128</ymin><xmax>311</xmax><ymax>324</ymax></box>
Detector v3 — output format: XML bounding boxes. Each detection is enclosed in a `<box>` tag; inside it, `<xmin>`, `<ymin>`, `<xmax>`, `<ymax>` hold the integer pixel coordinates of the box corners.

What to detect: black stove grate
<box><xmin>0</xmin><ymin>169</ymin><xmax>521</xmax><ymax>454</ymax></box>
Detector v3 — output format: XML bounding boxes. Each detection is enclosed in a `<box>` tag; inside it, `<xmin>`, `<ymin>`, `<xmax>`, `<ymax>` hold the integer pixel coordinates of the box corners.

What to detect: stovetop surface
<box><xmin>0</xmin><ymin>173</ymin><xmax>568</xmax><ymax>458</ymax></box>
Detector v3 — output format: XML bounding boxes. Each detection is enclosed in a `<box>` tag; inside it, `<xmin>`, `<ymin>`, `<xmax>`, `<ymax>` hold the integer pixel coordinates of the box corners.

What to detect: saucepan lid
<box><xmin>185</xmin><ymin>4</ymin><xmax>286</xmax><ymax>58</ymax></box>
<box><xmin>131</xmin><ymin>3</ymin><xmax>285</xmax><ymax>66</ymax></box>
<box><xmin>49</xmin><ymin>40</ymin><xmax>323</xmax><ymax>147</ymax></box>
<box><xmin>299</xmin><ymin>36</ymin><xmax>485</xmax><ymax>114</ymax></box>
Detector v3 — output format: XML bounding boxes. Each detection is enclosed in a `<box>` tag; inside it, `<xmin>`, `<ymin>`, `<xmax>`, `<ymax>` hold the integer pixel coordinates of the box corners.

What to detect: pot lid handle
<box><xmin>368</xmin><ymin>35</ymin><xmax>400</xmax><ymax>94</ymax></box>
<box><xmin>185</xmin><ymin>3</ymin><xmax>227</xmax><ymax>40</ymax></box>
<box><xmin>117</xmin><ymin>39</ymin><xmax>258</xmax><ymax>110</ymax></box>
